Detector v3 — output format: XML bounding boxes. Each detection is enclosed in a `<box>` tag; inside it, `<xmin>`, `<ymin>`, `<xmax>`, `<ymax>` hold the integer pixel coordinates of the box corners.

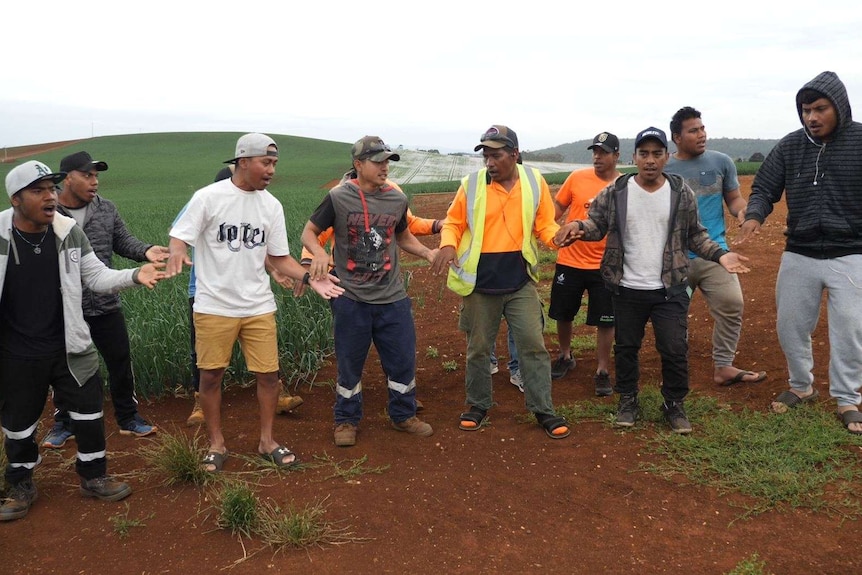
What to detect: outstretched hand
<box><xmin>137</xmin><ymin>262</ymin><xmax>166</xmax><ymax>288</ymax></box>
<box><xmin>719</xmin><ymin>252</ymin><xmax>750</xmax><ymax>274</ymax></box>
<box><xmin>145</xmin><ymin>245</ymin><xmax>171</xmax><ymax>263</ymax></box>
<box><xmin>430</xmin><ymin>246</ymin><xmax>457</xmax><ymax>275</ymax></box>
<box><xmin>733</xmin><ymin>220</ymin><xmax>761</xmax><ymax>246</ymax></box>
<box><xmin>309</xmin><ymin>273</ymin><xmax>345</xmax><ymax>300</ymax></box>
<box><xmin>554</xmin><ymin>222</ymin><xmax>583</xmax><ymax>247</ymax></box>
<box><xmin>166</xmin><ymin>251</ymin><xmax>192</xmax><ymax>277</ymax></box>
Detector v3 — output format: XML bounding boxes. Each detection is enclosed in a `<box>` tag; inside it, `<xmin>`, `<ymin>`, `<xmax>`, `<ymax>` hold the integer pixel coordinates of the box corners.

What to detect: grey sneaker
<box><xmin>662</xmin><ymin>401</ymin><xmax>692</xmax><ymax>434</ymax></box>
<box><xmin>392</xmin><ymin>416</ymin><xmax>433</xmax><ymax>437</ymax></box>
<box><xmin>509</xmin><ymin>370</ymin><xmax>524</xmax><ymax>393</ymax></box>
<box><xmin>490</xmin><ymin>362</ymin><xmax>499</xmax><ymax>375</ymax></box>
<box><xmin>615</xmin><ymin>393</ymin><xmax>639</xmax><ymax>427</ymax></box>
<box><xmin>0</xmin><ymin>479</ymin><xmax>38</xmax><ymax>521</ymax></box>
<box><xmin>41</xmin><ymin>421</ymin><xmax>74</xmax><ymax>449</ymax></box>
<box><xmin>80</xmin><ymin>476</ymin><xmax>132</xmax><ymax>502</ymax></box>
<box><xmin>594</xmin><ymin>371</ymin><xmax>613</xmax><ymax>397</ymax></box>
<box><xmin>551</xmin><ymin>356</ymin><xmax>576</xmax><ymax>379</ymax></box>
<box><xmin>334</xmin><ymin>423</ymin><xmax>357</xmax><ymax>447</ymax></box>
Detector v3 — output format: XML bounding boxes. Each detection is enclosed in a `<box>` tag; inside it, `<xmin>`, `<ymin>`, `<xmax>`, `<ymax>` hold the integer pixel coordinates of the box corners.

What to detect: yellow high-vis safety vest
<box><xmin>447</xmin><ymin>165</ymin><xmax>542</xmax><ymax>296</ymax></box>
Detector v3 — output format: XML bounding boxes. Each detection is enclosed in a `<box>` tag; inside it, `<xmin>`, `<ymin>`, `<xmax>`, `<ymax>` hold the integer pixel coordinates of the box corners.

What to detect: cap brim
<box><xmin>588</xmin><ymin>144</ymin><xmax>615</xmax><ymax>153</ymax></box>
<box><xmin>635</xmin><ymin>137</ymin><xmax>667</xmax><ymax>149</ymax></box>
<box><xmin>19</xmin><ymin>172</ymin><xmax>67</xmax><ymax>193</ymax></box>
<box><xmin>363</xmin><ymin>152</ymin><xmax>400</xmax><ymax>162</ymax></box>
<box><xmin>474</xmin><ymin>140</ymin><xmax>510</xmax><ymax>152</ymax></box>
<box><xmin>75</xmin><ymin>161</ymin><xmax>108</xmax><ymax>172</ymax></box>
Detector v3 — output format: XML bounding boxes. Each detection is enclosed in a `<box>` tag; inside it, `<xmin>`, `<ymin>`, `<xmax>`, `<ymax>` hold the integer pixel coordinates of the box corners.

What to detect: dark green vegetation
<box><xmin>528</xmin><ymin>137</ymin><xmax>779</xmax><ymax>164</ymax></box>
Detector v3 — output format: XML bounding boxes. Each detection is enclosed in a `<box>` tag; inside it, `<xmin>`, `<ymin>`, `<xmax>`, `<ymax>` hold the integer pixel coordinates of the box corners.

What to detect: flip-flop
<box><xmin>837</xmin><ymin>409</ymin><xmax>862</xmax><ymax>436</ymax></box>
<box><xmin>260</xmin><ymin>445</ymin><xmax>300</xmax><ymax>469</ymax></box>
<box><xmin>201</xmin><ymin>450</ymin><xmax>228</xmax><ymax>472</ymax></box>
<box><xmin>771</xmin><ymin>388</ymin><xmax>819</xmax><ymax>413</ymax></box>
<box><xmin>720</xmin><ymin>370</ymin><xmax>767</xmax><ymax>387</ymax></box>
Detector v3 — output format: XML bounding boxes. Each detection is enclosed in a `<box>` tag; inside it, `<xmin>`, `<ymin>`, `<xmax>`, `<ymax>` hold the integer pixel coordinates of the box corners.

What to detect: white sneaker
<box><xmin>509</xmin><ymin>370</ymin><xmax>524</xmax><ymax>393</ymax></box>
<box><xmin>490</xmin><ymin>362</ymin><xmax>500</xmax><ymax>375</ymax></box>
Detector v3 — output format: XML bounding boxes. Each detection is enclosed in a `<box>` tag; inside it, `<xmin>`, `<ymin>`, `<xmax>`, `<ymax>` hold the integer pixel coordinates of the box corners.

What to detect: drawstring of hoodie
<box><xmin>813</xmin><ymin>142</ymin><xmax>826</xmax><ymax>186</ymax></box>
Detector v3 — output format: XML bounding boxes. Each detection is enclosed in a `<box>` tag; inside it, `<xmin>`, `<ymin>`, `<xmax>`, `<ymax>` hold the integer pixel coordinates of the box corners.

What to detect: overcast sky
<box><xmin>2</xmin><ymin>0</ymin><xmax>860</xmax><ymax>153</ymax></box>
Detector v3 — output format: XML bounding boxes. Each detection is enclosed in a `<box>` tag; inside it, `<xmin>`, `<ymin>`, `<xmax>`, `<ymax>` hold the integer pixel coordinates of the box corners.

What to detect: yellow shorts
<box><xmin>194</xmin><ymin>312</ymin><xmax>279</xmax><ymax>373</ymax></box>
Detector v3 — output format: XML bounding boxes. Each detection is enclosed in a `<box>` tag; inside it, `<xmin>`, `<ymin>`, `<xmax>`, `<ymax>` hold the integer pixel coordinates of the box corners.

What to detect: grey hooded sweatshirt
<box><xmin>746</xmin><ymin>70</ymin><xmax>862</xmax><ymax>258</ymax></box>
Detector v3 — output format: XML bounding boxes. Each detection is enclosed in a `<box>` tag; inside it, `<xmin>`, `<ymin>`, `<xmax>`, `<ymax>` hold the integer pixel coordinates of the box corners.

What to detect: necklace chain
<box><xmin>13</xmin><ymin>226</ymin><xmax>49</xmax><ymax>254</ymax></box>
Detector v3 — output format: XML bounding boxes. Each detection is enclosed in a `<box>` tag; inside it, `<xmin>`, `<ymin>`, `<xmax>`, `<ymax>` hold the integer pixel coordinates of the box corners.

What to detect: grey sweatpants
<box><xmin>776</xmin><ymin>252</ymin><xmax>862</xmax><ymax>406</ymax></box>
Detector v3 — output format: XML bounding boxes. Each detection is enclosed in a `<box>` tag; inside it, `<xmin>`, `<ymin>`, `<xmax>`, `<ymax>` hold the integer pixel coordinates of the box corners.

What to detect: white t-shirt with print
<box><xmin>170</xmin><ymin>178</ymin><xmax>290</xmax><ymax>317</ymax></box>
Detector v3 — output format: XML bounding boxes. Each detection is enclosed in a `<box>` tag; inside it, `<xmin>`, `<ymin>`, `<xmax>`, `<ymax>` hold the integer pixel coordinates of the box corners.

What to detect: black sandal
<box><xmin>459</xmin><ymin>406</ymin><xmax>488</xmax><ymax>431</ymax></box>
<box><xmin>535</xmin><ymin>413</ymin><xmax>570</xmax><ymax>439</ymax></box>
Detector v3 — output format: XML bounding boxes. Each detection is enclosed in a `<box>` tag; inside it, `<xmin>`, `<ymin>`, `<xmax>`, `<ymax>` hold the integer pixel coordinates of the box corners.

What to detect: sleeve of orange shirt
<box><xmin>439</xmin><ymin>185</ymin><xmax>468</xmax><ymax>250</ymax></box>
<box><xmin>300</xmin><ymin>227</ymin><xmax>334</xmax><ymax>266</ymax></box>
<box><xmin>406</xmin><ymin>208</ymin><xmax>437</xmax><ymax>236</ymax></box>
<box><xmin>534</xmin><ymin>177</ymin><xmax>561</xmax><ymax>248</ymax></box>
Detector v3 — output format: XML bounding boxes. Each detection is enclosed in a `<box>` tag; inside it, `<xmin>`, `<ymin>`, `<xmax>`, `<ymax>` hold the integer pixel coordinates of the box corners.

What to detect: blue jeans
<box><xmin>612</xmin><ymin>286</ymin><xmax>691</xmax><ymax>403</ymax></box>
<box><xmin>331</xmin><ymin>296</ymin><xmax>418</xmax><ymax>425</ymax></box>
<box><xmin>490</xmin><ymin>325</ymin><xmax>519</xmax><ymax>372</ymax></box>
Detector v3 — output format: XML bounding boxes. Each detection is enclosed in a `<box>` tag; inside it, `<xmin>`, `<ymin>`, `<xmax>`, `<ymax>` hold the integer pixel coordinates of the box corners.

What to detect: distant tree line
<box><xmin>530</xmin><ymin>138</ymin><xmax>778</xmax><ymax>164</ymax></box>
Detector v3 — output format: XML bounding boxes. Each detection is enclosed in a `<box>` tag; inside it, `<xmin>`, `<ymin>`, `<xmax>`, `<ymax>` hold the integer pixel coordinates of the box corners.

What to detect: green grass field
<box><xmin>0</xmin><ymin>132</ymin><xmax>761</xmax><ymax>397</ymax></box>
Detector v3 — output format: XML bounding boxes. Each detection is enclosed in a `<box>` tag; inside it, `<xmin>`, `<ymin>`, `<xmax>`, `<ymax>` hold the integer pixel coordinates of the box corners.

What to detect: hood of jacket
<box><xmin>796</xmin><ymin>71</ymin><xmax>853</xmax><ymax>142</ymax></box>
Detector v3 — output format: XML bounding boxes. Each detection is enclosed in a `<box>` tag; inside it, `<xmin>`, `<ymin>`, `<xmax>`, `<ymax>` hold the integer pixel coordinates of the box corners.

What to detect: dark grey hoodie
<box><xmin>747</xmin><ymin>71</ymin><xmax>862</xmax><ymax>258</ymax></box>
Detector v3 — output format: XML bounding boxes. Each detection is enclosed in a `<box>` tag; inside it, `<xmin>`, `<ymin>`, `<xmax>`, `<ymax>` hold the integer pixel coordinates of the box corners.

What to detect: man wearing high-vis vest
<box><xmin>431</xmin><ymin>125</ymin><xmax>570</xmax><ymax>440</ymax></box>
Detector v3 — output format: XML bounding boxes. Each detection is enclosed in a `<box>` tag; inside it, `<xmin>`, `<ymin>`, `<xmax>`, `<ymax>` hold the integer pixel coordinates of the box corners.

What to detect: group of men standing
<box><xmin>2</xmin><ymin>70</ymin><xmax>861</xmax><ymax>523</ymax></box>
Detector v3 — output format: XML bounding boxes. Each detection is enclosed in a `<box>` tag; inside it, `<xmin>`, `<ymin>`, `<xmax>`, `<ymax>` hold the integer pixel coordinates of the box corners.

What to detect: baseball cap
<box><xmin>59</xmin><ymin>151</ymin><xmax>108</xmax><ymax>174</ymax></box>
<box><xmin>634</xmin><ymin>126</ymin><xmax>668</xmax><ymax>149</ymax></box>
<box><xmin>474</xmin><ymin>125</ymin><xmax>519</xmax><ymax>151</ymax></box>
<box><xmin>224</xmin><ymin>133</ymin><xmax>278</xmax><ymax>164</ymax></box>
<box><xmin>351</xmin><ymin>136</ymin><xmax>400</xmax><ymax>162</ymax></box>
<box><xmin>5</xmin><ymin>160</ymin><xmax>66</xmax><ymax>199</ymax></box>
<box><xmin>587</xmin><ymin>132</ymin><xmax>620</xmax><ymax>153</ymax></box>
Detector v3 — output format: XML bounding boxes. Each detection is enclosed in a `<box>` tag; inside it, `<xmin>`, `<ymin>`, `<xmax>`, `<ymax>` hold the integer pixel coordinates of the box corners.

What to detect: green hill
<box><xmin>527</xmin><ymin>138</ymin><xmax>779</xmax><ymax>164</ymax></box>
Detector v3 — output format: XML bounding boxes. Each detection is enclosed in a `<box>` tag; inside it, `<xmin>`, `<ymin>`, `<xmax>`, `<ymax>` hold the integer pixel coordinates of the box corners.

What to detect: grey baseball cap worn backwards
<box><xmin>352</xmin><ymin>136</ymin><xmax>400</xmax><ymax>162</ymax></box>
<box><xmin>60</xmin><ymin>151</ymin><xmax>108</xmax><ymax>173</ymax></box>
<box><xmin>588</xmin><ymin>132</ymin><xmax>620</xmax><ymax>153</ymax></box>
<box><xmin>474</xmin><ymin>125</ymin><xmax>519</xmax><ymax>151</ymax></box>
<box><xmin>224</xmin><ymin>133</ymin><xmax>278</xmax><ymax>163</ymax></box>
<box><xmin>634</xmin><ymin>126</ymin><xmax>668</xmax><ymax>149</ymax></box>
<box><xmin>5</xmin><ymin>160</ymin><xmax>66</xmax><ymax>199</ymax></box>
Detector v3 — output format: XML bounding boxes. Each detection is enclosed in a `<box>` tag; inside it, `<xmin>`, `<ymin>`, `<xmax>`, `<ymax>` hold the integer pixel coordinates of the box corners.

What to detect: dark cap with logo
<box><xmin>634</xmin><ymin>127</ymin><xmax>668</xmax><ymax>149</ymax></box>
<box><xmin>351</xmin><ymin>136</ymin><xmax>400</xmax><ymax>162</ymax></box>
<box><xmin>60</xmin><ymin>151</ymin><xmax>108</xmax><ymax>174</ymax></box>
<box><xmin>588</xmin><ymin>132</ymin><xmax>620</xmax><ymax>153</ymax></box>
<box><xmin>474</xmin><ymin>125</ymin><xmax>519</xmax><ymax>152</ymax></box>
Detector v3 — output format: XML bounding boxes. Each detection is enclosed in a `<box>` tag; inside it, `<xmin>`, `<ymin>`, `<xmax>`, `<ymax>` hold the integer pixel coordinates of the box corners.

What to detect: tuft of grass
<box><xmin>643</xmin><ymin>398</ymin><xmax>862</xmax><ymax>520</ymax></box>
<box><xmin>425</xmin><ymin>346</ymin><xmax>439</xmax><ymax>359</ymax></box>
<box><xmin>442</xmin><ymin>360</ymin><xmax>458</xmax><ymax>372</ymax></box>
<box><xmin>255</xmin><ymin>496</ymin><xmax>366</xmax><ymax>550</ymax></box>
<box><xmin>110</xmin><ymin>503</ymin><xmax>152</xmax><ymax>539</ymax></box>
<box><xmin>138</xmin><ymin>427</ymin><xmax>215</xmax><ymax>486</ymax></box>
<box><xmin>312</xmin><ymin>452</ymin><xmax>390</xmax><ymax>482</ymax></box>
<box><xmin>725</xmin><ymin>553</ymin><xmax>773</xmax><ymax>575</ymax></box>
<box><xmin>214</xmin><ymin>479</ymin><xmax>259</xmax><ymax>538</ymax></box>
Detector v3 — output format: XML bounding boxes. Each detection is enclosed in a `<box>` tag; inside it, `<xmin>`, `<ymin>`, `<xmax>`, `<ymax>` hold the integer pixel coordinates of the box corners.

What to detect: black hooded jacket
<box><xmin>746</xmin><ymin>71</ymin><xmax>862</xmax><ymax>258</ymax></box>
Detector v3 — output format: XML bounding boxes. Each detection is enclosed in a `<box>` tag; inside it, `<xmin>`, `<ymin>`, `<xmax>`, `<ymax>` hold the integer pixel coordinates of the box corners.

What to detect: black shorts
<box><xmin>548</xmin><ymin>264</ymin><xmax>614</xmax><ymax>326</ymax></box>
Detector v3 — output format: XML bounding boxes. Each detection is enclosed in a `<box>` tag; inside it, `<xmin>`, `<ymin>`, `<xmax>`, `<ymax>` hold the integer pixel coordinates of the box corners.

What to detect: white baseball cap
<box><xmin>5</xmin><ymin>160</ymin><xmax>67</xmax><ymax>199</ymax></box>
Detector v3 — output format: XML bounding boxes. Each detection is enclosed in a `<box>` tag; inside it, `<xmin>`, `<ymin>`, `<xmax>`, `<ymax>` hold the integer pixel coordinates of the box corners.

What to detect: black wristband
<box><xmin>302</xmin><ymin>271</ymin><xmax>311</xmax><ymax>285</ymax></box>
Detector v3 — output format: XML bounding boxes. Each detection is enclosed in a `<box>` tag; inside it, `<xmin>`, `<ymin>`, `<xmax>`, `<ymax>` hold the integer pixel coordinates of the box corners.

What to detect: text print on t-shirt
<box><xmin>216</xmin><ymin>222</ymin><xmax>267</xmax><ymax>252</ymax></box>
<box><xmin>346</xmin><ymin>211</ymin><xmax>398</xmax><ymax>281</ymax></box>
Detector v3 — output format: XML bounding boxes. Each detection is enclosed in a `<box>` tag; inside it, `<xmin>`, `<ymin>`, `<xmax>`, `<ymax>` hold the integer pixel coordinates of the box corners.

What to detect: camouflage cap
<box><xmin>352</xmin><ymin>136</ymin><xmax>400</xmax><ymax>162</ymax></box>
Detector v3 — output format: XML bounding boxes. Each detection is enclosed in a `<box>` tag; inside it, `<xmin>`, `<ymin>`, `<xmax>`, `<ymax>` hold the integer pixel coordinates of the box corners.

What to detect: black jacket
<box><xmin>747</xmin><ymin>70</ymin><xmax>862</xmax><ymax>258</ymax></box>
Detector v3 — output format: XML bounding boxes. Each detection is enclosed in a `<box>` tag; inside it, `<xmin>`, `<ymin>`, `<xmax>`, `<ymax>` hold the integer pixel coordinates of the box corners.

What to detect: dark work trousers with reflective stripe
<box><xmin>1</xmin><ymin>353</ymin><xmax>107</xmax><ymax>485</ymax></box>
<box><xmin>53</xmin><ymin>310</ymin><xmax>139</xmax><ymax>426</ymax></box>
<box><xmin>331</xmin><ymin>296</ymin><xmax>418</xmax><ymax>425</ymax></box>
<box><xmin>612</xmin><ymin>286</ymin><xmax>691</xmax><ymax>403</ymax></box>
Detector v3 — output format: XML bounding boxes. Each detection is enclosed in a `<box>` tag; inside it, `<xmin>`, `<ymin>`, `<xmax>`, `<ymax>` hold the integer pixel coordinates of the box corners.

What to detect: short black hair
<box><xmin>798</xmin><ymin>89</ymin><xmax>827</xmax><ymax>105</ymax></box>
<box><xmin>670</xmin><ymin>106</ymin><xmax>701</xmax><ymax>138</ymax></box>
